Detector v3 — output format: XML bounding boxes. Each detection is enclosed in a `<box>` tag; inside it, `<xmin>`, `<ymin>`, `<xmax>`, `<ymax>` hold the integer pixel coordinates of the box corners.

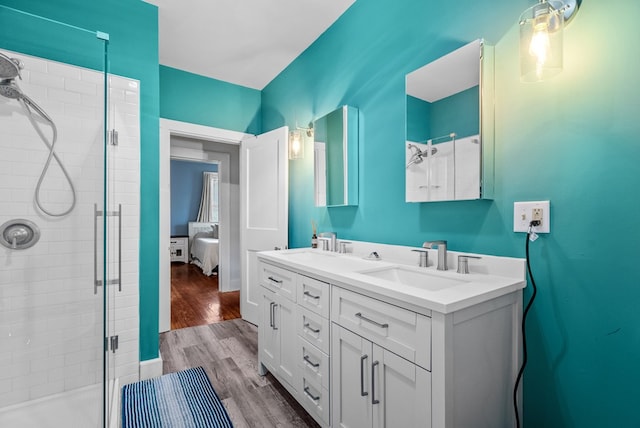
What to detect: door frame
<box><xmin>159</xmin><ymin>118</ymin><xmax>251</xmax><ymax>333</ymax></box>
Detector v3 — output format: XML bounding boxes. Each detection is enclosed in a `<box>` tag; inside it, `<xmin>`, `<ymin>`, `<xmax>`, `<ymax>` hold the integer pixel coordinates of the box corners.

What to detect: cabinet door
<box><xmin>332</xmin><ymin>324</ymin><xmax>373</xmax><ymax>428</ymax></box>
<box><xmin>372</xmin><ymin>346</ymin><xmax>431</xmax><ymax>428</ymax></box>
<box><xmin>259</xmin><ymin>290</ymin><xmax>279</xmax><ymax>373</ymax></box>
<box><xmin>277</xmin><ymin>296</ymin><xmax>297</xmax><ymax>389</ymax></box>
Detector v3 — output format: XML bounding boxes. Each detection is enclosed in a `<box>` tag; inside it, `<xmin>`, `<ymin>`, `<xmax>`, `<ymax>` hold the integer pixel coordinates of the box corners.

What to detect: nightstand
<box><xmin>170</xmin><ymin>236</ymin><xmax>188</xmax><ymax>263</ymax></box>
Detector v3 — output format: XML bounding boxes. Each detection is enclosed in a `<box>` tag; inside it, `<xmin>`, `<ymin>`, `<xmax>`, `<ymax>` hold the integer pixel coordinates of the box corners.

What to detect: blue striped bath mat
<box><xmin>122</xmin><ymin>366</ymin><xmax>233</xmax><ymax>428</ymax></box>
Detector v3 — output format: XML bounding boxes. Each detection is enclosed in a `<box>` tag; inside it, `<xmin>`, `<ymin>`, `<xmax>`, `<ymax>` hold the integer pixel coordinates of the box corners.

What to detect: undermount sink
<box><xmin>281</xmin><ymin>250</ymin><xmax>337</xmax><ymax>261</ymax></box>
<box><xmin>358</xmin><ymin>266</ymin><xmax>469</xmax><ymax>291</ymax></box>
<box><xmin>279</xmin><ymin>250</ymin><xmax>377</xmax><ymax>270</ymax></box>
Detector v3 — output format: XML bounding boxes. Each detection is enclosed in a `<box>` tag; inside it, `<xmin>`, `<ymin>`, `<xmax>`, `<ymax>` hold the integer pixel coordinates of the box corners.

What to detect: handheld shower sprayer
<box><xmin>0</xmin><ymin>52</ymin><xmax>76</xmax><ymax>217</ymax></box>
<box><xmin>0</xmin><ymin>51</ymin><xmax>23</xmax><ymax>80</ymax></box>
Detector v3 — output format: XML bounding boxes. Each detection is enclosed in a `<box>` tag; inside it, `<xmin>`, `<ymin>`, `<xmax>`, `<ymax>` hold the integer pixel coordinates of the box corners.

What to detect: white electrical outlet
<box><xmin>513</xmin><ymin>201</ymin><xmax>550</xmax><ymax>233</ymax></box>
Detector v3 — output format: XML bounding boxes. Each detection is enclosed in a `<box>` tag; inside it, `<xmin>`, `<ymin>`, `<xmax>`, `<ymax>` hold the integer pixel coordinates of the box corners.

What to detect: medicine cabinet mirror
<box><xmin>314</xmin><ymin>105</ymin><xmax>359</xmax><ymax>207</ymax></box>
<box><xmin>405</xmin><ymin>39</ymin><xmax>494</xmax><ymax>202</ymax></box>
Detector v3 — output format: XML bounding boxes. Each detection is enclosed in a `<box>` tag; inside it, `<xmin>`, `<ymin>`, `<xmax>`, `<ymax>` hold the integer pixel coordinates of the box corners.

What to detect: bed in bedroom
<box><xmin>188</xmin><ymin>222</ymin><xmax>219</xmax><ymax>276</ymax></box>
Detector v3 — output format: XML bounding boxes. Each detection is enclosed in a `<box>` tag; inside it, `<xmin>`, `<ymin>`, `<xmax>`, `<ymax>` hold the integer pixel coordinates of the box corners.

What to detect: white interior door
<box><xmin>240</xmin><ymin>126</ymin><xmax>288</xmax><ymax>325</ymax></box>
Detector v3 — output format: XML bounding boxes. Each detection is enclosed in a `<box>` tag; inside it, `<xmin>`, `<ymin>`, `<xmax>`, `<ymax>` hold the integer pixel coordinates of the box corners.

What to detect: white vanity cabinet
<box><xmin>257</xmin><ymin>248</ymin><xmax>524</xmax><ymax>428</ymax></box>
<box><xmin>258</xmin><ymin>262</ymin><xmax>332</xmax><ymax>427</ymax></box>
<box><xmin>296</xmin><ymin>275</ymin><xmax>331</xmax><ymax>426</ymax></box>
<box><xmin>331</xmin><ymin>287</ymin><xmax>432</xmax><ymax>428</ymax></box>
<box><xmin>258</xmin><ymin>263</ymin><xmax>298</xmax><ymax>392</ymax></box>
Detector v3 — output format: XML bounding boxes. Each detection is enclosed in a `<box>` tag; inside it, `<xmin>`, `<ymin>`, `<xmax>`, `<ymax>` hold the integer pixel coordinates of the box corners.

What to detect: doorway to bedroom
<box><xmin>169</xmin><ymin>137</ymin><xmax>242</xmax><ymax>330</ymax></box>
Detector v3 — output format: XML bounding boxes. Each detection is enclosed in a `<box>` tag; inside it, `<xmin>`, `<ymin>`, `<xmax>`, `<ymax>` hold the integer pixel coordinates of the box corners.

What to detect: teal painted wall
<box><xmin>406</xmin><ymin>95</ymin><xmax>431</xmax><ymax>142</ymax></box>
<box><xmin>263</xmin><ymin>0</ymin><xmax>640</xmax><ymax>426</ymax></box>
<box><xmin>170</xmin><ymin>160</ymin><xmax>218</xmax><ymax>236</ymax></box>
<box><xmin>430</xmin><ymin>85</ymin><xmax>478</xmax><ymax>139</ymax></box>
<box><xmin>406</xmin><ymin>86</ymin><xmax>478</xmax><ymax>143</ymax></box>
<box><xmin>160</xmin><ymin>65</ymin><xmax>261</xmax><ymax>134</ymax></box>
<box><xmin>0</xmin><ymin>0</ymin><xmax>161</xmax><ymax>361</ymax></box>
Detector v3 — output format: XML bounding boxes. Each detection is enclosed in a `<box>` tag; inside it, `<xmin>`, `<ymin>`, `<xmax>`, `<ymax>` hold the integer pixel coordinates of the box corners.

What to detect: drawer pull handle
<box><xmin>267</xmin><ymin>276</ymin><xmax>283</xmax><ymax>284</ymax></box>
<box><xmin>303</xmin><ymin>290</ymin><xmax>320</xmax><ymax>299</ymax></box>
<box><xmin>355</xmin><ymin>312</ymin><xmax>389</xmax><ymax>329</ymax></box>
<box><xmin>303</xmin><ymin>355</ymin><xmax>320</xmax><ymax>368</ymax></box>
<box><xmin>360</xmin><ymin>355</ymin><xmax>369</xmax><ymax>397</ymax></box>
<box><xmin>304</xmin><ymin>323</ymin><xmax>320</xmax><ymax>334</ymax></box>
<box><xmin>372</xmin><ymin>360</ymin><xmax>380</xmax><ymax>405</ymax></box>
<box><xmin>303</xmin><ymin>386</ymin><xmax>320</xmax><ymax>401</ymax></box>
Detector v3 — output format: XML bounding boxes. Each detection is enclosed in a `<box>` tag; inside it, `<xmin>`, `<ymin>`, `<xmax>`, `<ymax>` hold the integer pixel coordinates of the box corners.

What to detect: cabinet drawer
<box><xmin>331</xmin><ymin>286</ymin><xmax>431</xmax><ymax>370</ymax></box>
<box><xmin>297</xmin><ymin>336</ymin><xmax>330</xmax><ymax>391</ymax></box>
<box><xmin>297</xmin><ymin>275</ymin><xmax>330</xmax><ymax>319</ymax></box>
<box><xmin>297</xmin><ymin>306</ymin><xmax>330</xmax><ymax>354</ymax></box>
<box><xmin>298</xmin><ymin>372</ymin><xmax>330</xmax><ymax>427</ymax></box>
<box><xmin>260</xmin><ymin>262</ymin><xmax>296</xmax><ymax>301</ymax></box>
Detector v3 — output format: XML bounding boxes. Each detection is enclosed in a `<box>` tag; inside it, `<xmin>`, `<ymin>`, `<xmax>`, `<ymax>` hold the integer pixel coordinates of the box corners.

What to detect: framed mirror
<box><xmin>405</xmin><ymin>39</ymin><xmax>494</xmax><ymax>202</ymax></box>
<box><xmin>314</xmin><ymin>105</ymin><xmax>359</xmax><ymax>207</ymax></box>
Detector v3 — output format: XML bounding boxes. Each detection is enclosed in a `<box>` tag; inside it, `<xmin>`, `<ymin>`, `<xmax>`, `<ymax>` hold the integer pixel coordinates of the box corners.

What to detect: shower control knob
<box><xmin>0</xmin><ymin>219</ymin><xmax>40</xmax><ymax>250</ymax></box>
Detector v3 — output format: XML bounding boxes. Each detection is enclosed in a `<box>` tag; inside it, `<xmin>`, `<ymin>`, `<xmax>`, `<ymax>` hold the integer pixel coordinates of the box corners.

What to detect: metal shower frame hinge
<box><xmin>109</xmin><ymin>129</ymin><xmax>119</xmax><ymax>146</ymax></box>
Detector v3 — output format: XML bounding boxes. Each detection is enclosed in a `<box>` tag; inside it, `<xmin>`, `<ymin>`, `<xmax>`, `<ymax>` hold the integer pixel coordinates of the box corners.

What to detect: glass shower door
<box><xmin>0</xmin><ymin>5</ymin><xmax>112</xmax><ymax>427</ymax></box>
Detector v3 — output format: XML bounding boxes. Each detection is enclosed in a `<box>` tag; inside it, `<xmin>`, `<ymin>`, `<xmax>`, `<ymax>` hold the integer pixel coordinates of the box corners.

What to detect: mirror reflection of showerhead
<box><xmin>406</xmin><ymin>143</ymin><xmax>438</xmax><ymax>168</ymax></box>
<box><xmin>0</xmin><ymin>52</ymin><xmax>23</xmax><ymax>80</ymax></box>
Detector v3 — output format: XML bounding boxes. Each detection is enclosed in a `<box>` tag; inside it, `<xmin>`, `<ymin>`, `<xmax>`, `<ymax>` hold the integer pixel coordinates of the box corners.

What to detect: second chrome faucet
<box><xmin>422</xmin><ymin>240</ymin><xmax>448</xmax><ymax>271</ymax></box>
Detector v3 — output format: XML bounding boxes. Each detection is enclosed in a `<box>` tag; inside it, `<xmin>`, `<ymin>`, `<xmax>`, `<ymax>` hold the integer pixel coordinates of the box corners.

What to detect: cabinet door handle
<box><xmin>360</xmin><ymin>354</ymin><xmax>369</xmax><ymax>397</ymax></box>
<box><xmin>304</xmin><ymin>322</ymin><xmax>320</xmax><ymax>334</ymax></box>
<box><xmin>303</xmin><ymin>354</ymin><xmax>320</xmax><ymax>368</ymax></box>
<box><xmin>372</xmin><ymin>360</ymin><xmax>380</xmax><ymax>405</ymax></box>
<box><xmin>272</xmin><ymin>303</ymin><xmax>278</xmax><ymax>330</ymax></box>
<box><xmin>303</xmin><ymin>386</ymin><xmax>320</xmax><ymax>401</ymax></box>
<box><xmin>268</xmin><ymin>276</ymin><xmax>283</xmax><ymax>284</ymax></box>
<box><xmin>303</xmin><ymin>290</ymin><xmax>320</xmax><ymax>300</ymax></box>
<box><xmin>355</xmin><ymin>312</ymin><xmax>389</xmax><ymax>329</ymax></box>
<box><xmin>269</xmin><ymin>302</ymin><xmax>274</xmax><ymax>328</ymax></box>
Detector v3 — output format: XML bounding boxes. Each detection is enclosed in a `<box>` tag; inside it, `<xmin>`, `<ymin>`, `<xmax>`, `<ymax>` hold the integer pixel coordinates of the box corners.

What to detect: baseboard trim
<box><xmin>228</xmin><ymin>278</ymin><xmax>241</xmax><ymax>292</ymax></box>
<box><xmin>139</xmin><ymin>357</ymin><xmax>163</xmax><ymax>380</ymax></box>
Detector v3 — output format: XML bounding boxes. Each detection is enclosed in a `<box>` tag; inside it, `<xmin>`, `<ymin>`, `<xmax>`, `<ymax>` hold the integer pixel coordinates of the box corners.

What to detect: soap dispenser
<box><xmin>311</xmin><ymin>221</ymin><xmax>318</xmax><ymax>248</ymax></box>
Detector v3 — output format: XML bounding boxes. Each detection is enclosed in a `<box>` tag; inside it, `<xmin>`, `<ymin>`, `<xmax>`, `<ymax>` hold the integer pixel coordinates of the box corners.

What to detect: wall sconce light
<box><xmin>288</xmin><ymin>123</ymin><xmax>314</xmax><ymax>160</ymax></box>
<box><xmin>289</xmin><ymin>130</ymin><xmax>304</xmax><ymax>160</ymax></box>
<box><xmin>519</xmin><ymin>0</ymin><xmax>580</xmax><ymax>82</ymax></box>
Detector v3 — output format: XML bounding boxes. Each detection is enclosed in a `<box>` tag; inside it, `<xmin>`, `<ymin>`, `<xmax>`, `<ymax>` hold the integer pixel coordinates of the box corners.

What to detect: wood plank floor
<box><xmin>160</xmin><ymin>319</ymin><xmax>320</xmax><ymax>428</ymax></box>
<box><xmin>171</xmin><ymin>262</ymin><xmax>241</xmax><ymax>330</ymax></box>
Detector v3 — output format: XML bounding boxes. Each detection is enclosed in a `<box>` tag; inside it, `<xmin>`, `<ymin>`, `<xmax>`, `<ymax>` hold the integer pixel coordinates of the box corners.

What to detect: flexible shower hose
<box><xmin>19</xmin><ymin>98</ymin><xmax>77</xmax><ymax>217</ymax></box>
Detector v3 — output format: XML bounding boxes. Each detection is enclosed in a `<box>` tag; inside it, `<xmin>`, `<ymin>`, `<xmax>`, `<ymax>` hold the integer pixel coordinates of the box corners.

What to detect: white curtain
<box><xmin>196</xmin><ymin>172</ymin><xmax>219</xmax><ymax>222</ymax></box>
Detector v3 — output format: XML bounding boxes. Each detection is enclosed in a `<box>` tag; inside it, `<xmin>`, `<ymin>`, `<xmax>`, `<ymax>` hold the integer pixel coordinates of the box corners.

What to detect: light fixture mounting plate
<box><xmin>561</xmin><ymin>0</ymin><xmax>580</xmax><ymax>23</ymax></box>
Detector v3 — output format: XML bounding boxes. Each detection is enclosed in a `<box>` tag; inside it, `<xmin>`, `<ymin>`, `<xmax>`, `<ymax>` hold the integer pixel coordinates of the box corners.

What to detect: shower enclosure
<box><xmin>0</xmin><ymin>6</ymin><xmax>140</xmax><ymax>427</ymax></box>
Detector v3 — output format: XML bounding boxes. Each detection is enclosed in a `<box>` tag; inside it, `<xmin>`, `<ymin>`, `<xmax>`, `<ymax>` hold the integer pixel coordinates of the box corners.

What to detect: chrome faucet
<box><xmin>422</xmin><ymin>240</ymin><xmax>448</xmax><ymax>271</ymax></box>
<box><xmin>318</xmin><ymin>232</ymin><xmax>337</xmax><ymax>252</ymax></box>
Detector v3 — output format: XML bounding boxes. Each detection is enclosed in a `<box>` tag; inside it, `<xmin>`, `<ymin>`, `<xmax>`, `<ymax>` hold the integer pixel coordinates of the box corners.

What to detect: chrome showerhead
<box><xmin>406</xmin><ymin>143</ymin><xmax>438</xmax><ymax>168</ymax></box>
<box><xmin>0</xmin><ymin>52</ymin><xmax>23</xmax><ymax>80</ymax></box>
<box><xmin>0</xmin><ymin>79</ymin><xmax>23</xmax><ymax>99</ymax></box>
<box><xmin>0</xmin><ymin>79</ymin><xmax>53</xmax><ymax>123</ymax></box>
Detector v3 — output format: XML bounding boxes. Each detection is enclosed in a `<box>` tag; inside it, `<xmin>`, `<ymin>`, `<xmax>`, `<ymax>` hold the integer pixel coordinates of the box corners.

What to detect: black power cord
<box><xmin>513</xmin><ymin>220</ymin><xmax>540</xmax><ymax>428</ymax></box>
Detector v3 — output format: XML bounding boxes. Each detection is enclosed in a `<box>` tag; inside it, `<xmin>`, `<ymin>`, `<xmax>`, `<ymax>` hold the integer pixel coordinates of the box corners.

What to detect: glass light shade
<box><xmin>519</xmin><ymin>1</ymin><xmax>565</xmax><ymax>82</ymax></box>
<box><xmin>288</xmin><ymin>130</ymin><xmax>304</xmax><ymax>159</ymax></box>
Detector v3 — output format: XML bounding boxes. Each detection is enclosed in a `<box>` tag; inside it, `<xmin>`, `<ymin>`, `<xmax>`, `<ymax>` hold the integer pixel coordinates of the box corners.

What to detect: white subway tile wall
<box><xmin>0</xmin><ymin>51</ymin><xmax>140</xmax><ymax>408</ymax></box>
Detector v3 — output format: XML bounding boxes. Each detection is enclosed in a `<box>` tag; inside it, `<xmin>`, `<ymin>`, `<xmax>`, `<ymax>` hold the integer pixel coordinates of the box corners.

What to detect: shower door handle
<box><xmin>94</xmin><ymin>204</ymin><xmax>122</xmax><ymax>294</ymax></box>
<box><xmin>94</xmin><ymin>204</ymin><xmax>100</xmax><ymax>295</ymax></box>
<box><xmin>116</xmin><ymin>204</ymin><xmax>122</xmax><ymax>292</ymax></box>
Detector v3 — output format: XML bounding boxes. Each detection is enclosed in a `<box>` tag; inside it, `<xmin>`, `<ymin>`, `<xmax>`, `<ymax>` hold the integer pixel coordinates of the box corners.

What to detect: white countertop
<box><xmin>257</xmin><ymin>245</ymin><xmax>526</xmax><ymax>314</ymax></box>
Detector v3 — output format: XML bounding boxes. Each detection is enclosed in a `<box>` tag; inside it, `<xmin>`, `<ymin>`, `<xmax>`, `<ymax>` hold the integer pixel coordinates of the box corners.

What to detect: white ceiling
<box><xmin>144</xmin><ymin>0</ymin><xmax>355</xmax><ymax>90</ymax></box>
<box><xmin>406</xmin><ymin>39</ymin><xmax>481</xmax><ymax>103</ymax></box>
